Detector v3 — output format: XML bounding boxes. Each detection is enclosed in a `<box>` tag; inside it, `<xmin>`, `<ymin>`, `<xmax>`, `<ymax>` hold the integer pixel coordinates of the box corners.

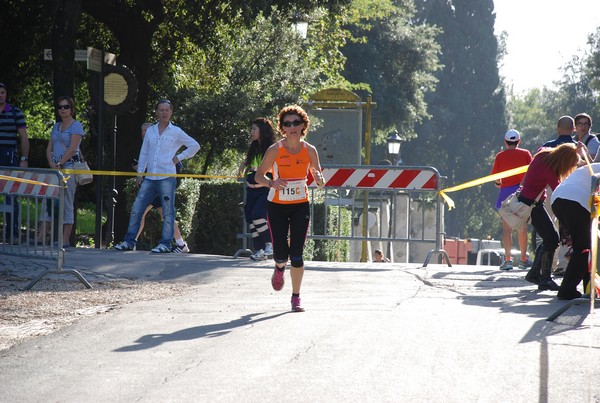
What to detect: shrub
<box><xmin>308</xmin><ymin>203</ymin><xmax>351</xmax><ymax>262</ymax></box>
<box><xmin>123</xmin><ymin>177</ymin><xmax>201</xmax><ymax>250</ymax></box>
<box><xmin>188</xmin><ymin>180</ymin><xmax>244</xmax><ymax>255</ymax></box>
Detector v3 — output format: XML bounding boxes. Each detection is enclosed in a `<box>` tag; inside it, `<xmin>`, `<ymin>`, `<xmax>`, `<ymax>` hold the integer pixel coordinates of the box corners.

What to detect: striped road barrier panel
<box><xmin>0</xmin><ymin>168</ymin><xmax>91</xmax><ymax>290</ymax></box>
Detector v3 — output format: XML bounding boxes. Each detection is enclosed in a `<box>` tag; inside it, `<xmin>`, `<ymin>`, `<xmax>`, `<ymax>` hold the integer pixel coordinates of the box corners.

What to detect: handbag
<box><xmin>498</xmin><ymin>188</ymin><xmax>544</xmax><ymax>230</ymax></box>
<box><xmin>73</xmin><ymin>159</ymin><xmax>93</xmax><ymax>186</ymax></box>
<box><xmin>57</xmin><ymin>124</ymin><xmax>93</xmax><ymax>186</ymax></box>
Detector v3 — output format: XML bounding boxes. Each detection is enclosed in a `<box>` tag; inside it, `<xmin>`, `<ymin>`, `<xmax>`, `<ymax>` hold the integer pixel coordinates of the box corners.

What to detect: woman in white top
<box><xmin>551</xmin><ymin>163</ymin><xmax>600</xmax><ymax>299</ymax></box>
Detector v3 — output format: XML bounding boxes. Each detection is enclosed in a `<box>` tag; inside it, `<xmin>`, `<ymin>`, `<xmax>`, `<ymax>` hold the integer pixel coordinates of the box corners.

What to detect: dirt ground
<box><xmin>0</xmin><ymin>271</ymin><xmax>187</xmax><ymax>352</ymax></box>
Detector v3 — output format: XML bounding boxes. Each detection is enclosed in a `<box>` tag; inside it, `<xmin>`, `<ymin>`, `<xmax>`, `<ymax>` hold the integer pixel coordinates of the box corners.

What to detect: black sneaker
<box><xmin>172</xmin><ymin>243</ymin><xmax>190</xmax><ymax>253</ymax></box>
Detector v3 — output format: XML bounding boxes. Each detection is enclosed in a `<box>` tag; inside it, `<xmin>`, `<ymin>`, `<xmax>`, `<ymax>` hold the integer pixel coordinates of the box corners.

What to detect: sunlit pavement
<box><xmin>1</xmin><ymin>248</ymin><xmax>599</xmax><ymax>402</ymax></box>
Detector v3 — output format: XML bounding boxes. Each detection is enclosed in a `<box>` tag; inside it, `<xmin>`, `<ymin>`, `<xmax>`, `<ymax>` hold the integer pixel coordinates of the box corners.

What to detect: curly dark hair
<box><xmin>244</xmin><ymin>117</ymin><xmax>277</xmax><ymax>169</ymax></box>
<box><xmin>277</xmin><ymin>104</ymin><xmax>310</xmax><ymax>137</ymax></box>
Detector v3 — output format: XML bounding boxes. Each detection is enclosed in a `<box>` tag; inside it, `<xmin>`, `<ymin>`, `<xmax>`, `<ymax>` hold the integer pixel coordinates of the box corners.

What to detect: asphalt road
<box><xmin>1</xmin><ymin>248</ymin><xmax>599</xmax><ymax>402</ymax></box>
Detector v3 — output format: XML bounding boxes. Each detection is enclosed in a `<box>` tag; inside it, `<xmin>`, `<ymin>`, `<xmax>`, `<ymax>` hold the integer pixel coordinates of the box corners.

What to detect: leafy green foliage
<box><xmin>122</xmin><ymin>177</ymin><xmax>201</xmax><ymax>250</ymax></box>
<box><xmin>506</xmin><ymin>88</ymin><xmax>556</xmax><ymax>152</ymax></box>
<box><xmin>189</xmin><ymin>180</ymin><xmax>244</xmax><ymax>255</ymax></box>
<box><xmin>342</xmin><ymin>1</ymin><xmax>441</xmax><ymax>142</ymax></box>
<box><xmin>310</xmin><ymin>204</ymin><xmax>352</xmax><ymax>261</ymax></box>
<box><xmin>170</xmin><ymin>8</ymin><xmax>351</xmax><ymax>173</ymax></box>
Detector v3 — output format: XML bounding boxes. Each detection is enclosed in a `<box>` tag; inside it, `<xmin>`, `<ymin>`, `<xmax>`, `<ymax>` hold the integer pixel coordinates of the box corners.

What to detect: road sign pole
<box><xmin>94</xmin><ymin>50</ymin><xmax>105</xmax><ymax>248</ymax></box>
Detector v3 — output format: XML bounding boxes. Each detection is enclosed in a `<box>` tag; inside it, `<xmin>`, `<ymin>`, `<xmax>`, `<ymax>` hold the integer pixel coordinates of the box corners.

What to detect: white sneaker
<box><xmin>264</xmin><ymin>243</ymin><xmax>273</xmax><ymax>258</ymax></box>
<box><xmin>250</xmin><ymin>249</ymin><xmax>267</xmax><ymax>261</ymax></box>
<box><xmin>114</xmin><ymin>241</ymin><xmax>134</xmax><ymax>251</ymax></box>
<box><xmin>151</xmin><ymin>243</ymin><xmax>171</xmax><ymax>253</ymax></box>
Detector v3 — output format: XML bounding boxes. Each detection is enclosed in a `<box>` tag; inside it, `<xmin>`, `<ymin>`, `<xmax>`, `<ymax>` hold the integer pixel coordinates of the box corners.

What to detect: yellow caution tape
<box><xmin>0</xmin><ymin>169</ymin><xmax>240</xmax><ymax>188</ymax></box>
<box><xmin>439</xmin><ymin>165</ymin><xmax>529</xmax><ymax>210</ymax></box>
<box><xmin>60</xmin><ymin>169</ymin><xmax>238</xmax><ymax>180</ymax></box>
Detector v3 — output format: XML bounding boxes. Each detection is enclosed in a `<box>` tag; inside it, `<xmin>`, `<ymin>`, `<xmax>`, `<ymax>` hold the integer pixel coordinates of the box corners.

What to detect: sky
<box><xmin>493</xmin><ymin>0</ymin><xmax>600</xmax><ymax>94</ymax></box>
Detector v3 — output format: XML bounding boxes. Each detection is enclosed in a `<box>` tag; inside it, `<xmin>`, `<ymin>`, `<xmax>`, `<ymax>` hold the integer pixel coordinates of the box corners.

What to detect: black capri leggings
<box><xmin>267</xmin><ymin>201</ymin><xmax>310</xmax><ymax>268</ymax></box>
<box><xmin>530</xmin><ymin>202</ymin><xmax>559</xmax><ymax>252</ymax></box>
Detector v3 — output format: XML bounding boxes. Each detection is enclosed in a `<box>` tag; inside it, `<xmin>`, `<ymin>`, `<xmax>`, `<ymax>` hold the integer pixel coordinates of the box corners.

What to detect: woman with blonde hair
<box><xmin>521</xmin><ymin>143</ymin><xmax>584</xmax><ymax>291</ymax></box>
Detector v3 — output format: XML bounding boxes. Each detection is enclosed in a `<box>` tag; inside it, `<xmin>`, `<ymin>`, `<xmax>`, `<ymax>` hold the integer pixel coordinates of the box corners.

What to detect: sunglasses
<box><xmin>282</xmin><ymin>120</ymin><xmax>304</xmax><ymax>128</ymax></box>
<box><xmin>57</xmin><ymin>104</ymin><xmax>71</xmax><ymax>110</ymax></box>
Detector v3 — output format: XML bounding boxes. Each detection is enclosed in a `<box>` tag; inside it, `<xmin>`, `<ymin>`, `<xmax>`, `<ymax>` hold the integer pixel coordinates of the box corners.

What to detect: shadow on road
<box><xmin>113</xmin><ymin>311</ymin><xmax>289</xmax><ymax>352</ymax></box>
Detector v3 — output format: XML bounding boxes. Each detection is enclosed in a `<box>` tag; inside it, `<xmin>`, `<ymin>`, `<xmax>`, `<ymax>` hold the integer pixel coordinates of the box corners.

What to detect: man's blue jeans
<box><xmin>0</xmin><ymin>148</ymin><xmax>20</xmax><ymax>239</ymax></box>
<box><xmin>123</xmin><ymin>177</ymin><xmax>176</xmax><ymax>247</ymax></box>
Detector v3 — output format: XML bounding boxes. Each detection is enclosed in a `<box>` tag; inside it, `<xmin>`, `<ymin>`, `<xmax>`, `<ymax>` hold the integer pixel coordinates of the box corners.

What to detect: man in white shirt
<box><xmin>114</xmin><ymin>99</ymin><xmax>200</xmax><ymax>253</ymax></box>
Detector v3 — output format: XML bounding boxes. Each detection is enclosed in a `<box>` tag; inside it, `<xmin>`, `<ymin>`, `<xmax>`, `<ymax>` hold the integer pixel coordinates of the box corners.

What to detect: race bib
<box><xmin>278</xmin><ymin>179</ymin><xmax>307</xmax><ymax>201</ymax></box>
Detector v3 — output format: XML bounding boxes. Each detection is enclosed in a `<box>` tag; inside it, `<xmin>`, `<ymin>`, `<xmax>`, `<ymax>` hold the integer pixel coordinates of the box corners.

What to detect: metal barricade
<box><xmin>233</xmin><ymin>178</ymin><xmax>253</xmax><ymax>258</ymax></box>
<box><xmin>0</xmin><ymin>168</ymin><xmax>91</xmax><ymax>289</ymax></box>
<box><xmin>234</xmin><ymin>165</ymin><xmax>451</xmax><ymax>266</ymax></box>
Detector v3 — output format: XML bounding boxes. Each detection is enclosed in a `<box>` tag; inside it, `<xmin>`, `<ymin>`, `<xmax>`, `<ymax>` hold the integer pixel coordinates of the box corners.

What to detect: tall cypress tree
<box><xmin>408</xmin><ymin>0</ymin><xmax>507</xmax><ymax>238</ymax></box>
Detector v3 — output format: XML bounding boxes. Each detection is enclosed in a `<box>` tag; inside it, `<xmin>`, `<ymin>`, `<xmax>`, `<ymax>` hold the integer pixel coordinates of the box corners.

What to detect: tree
<box><xmin>171</xmin><ymin>9</ymin><xmax>349</xmax><ymax>174</ymax></box>
<box><xmin>407</xmin><ymin>0</ymin><xmax>507</xmax><ymax>239</ymax></box>
<box><xmin>507</xmin><ymin>27</ymin><xmax>600</xmax><ymax>158</ymax></box>
<box><xmin>506</xmin><ymin>88</ymin><xmax>555</xmax><ymax>152</ymax></box>
<box><xmin>341</xmin><ymin>0</ymin><xmax>441</xmax><ymax>142</ymax></box>
<box><xmin>75</xmin><ymin>0</ymin><xmax>352</xmax><ymax>238</ymax></box>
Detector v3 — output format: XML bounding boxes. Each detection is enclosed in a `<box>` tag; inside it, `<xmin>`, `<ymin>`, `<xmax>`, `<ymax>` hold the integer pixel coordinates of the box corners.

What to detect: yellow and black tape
<box><xmin>0</xmin><ymin>169</ymin><xmax>241</xmax><ymax>189</ymax></box>
<box><xmin>439</xmin><ymin>165</ymin><xmax>529</xmax><ymax>210</ymax></box>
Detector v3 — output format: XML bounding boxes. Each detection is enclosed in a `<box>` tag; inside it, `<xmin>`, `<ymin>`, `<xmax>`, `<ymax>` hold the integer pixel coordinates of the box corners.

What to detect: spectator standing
<box><xmin>574</xmin><ymin>113</ymin><xmax>599</xmax><ymax>160</ymax></box>
<box><xmin>521</xmin><ymin>143</ymin><xmax>583</xmax><ymax>292</ymax></box>
<box><xmin>0</xmin><ymin>82</ymin><xmax>29</xmax><ymax>241</ymax></box>
<box><xmin>373</xmin><ymin>249</ymin><xmax>390</xmax><ymax>263</ymax></box>
<box><xmin>45</xmin><ymin>96</ymin><xmax>84</xmax><ymax>247</ymax></box>
<box><xmin>491</xmin><ymin>129</ymin><xmax>533</xmax><ymax>270</ymax></box>
<box><xmin>239</xmin><ymin>117</ymin><xmax>276</xmax><ymax>261</ymax></box>
<box><xmin>133</xmin><ymin>123</ymin><xmax>189</xmax><ymax>253</ymax></box>
<box><xmin>541</xmin><ymin>116</ymin><xmax>578</xmax><ymax>148</ymax></box>
<box><xmin>114</xmin><ymin>99</ymin><xmax>200</xmax><ymax>253</ymax></box>
<box><xmin>551</xmin><ymin>163</ymin><xmax>600</xmax><ymax>300</ymax></box>
<box><xmin>255</xmin><ymin>105</ymin><xmax>325</xmax><ymax>312</ymax></box>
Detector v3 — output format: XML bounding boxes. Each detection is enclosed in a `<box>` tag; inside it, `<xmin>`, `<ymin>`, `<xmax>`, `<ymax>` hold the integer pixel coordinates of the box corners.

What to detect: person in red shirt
<box><xmin>491</xmin><ymin>129</ymin><xmax>533</xmax><ymax>270</ymax></box>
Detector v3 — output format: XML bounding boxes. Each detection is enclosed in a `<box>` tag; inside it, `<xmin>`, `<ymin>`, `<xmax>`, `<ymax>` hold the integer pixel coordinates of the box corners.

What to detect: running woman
<box><xmin>255</xmin><ymin>105</ymin><xmax>325</xmax><ymax>312</ymax></box>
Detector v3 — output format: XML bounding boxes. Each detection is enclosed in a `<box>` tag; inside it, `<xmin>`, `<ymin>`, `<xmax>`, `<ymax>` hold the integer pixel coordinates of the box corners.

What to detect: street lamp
<box><xmin>291</xmin><ymin>13</ymin><xmax>309</xmax><ymax>39</ymax></box>
<box><xmin>387</xmin><ymin>130</ymin><xmax>403</xmax><ymax>165</ymax></box>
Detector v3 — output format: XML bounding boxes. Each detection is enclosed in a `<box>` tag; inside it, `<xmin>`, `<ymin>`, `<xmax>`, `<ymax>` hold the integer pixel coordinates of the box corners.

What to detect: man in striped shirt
<box><xmin>0</xmin><ymin>82</ymin><xmax>29</xmax><ymax>241</ymax></box>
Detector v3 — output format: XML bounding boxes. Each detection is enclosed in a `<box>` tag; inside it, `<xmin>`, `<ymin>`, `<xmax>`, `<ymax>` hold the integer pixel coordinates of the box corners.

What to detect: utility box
<box><xmin>443</xmin><ymin>238</ymin><xmax>472</xmax><ymax>265</ymax></box>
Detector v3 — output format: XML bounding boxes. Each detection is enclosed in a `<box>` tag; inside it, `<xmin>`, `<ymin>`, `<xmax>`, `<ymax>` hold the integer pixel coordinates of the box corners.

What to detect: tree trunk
<box><xmin>82</xmin><ymin>0</ymin><xmax>163</xmax><ymax>240</ymax></box>
<box><xmin>52</xmin><ymin>0</ymin><xmax>82</xmax><ymax>101</ymax></box>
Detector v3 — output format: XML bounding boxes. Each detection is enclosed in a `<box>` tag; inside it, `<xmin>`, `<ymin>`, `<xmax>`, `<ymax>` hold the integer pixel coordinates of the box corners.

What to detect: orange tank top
<box><xmin>268</xmin><ymin>140</ymin><xmax>311</xmax><ymax>204</ymax></box>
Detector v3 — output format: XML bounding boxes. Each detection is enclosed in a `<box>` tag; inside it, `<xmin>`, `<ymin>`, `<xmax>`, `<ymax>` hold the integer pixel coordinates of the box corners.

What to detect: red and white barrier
<box><xmin>308</xmin><ymin>167</ymin><xmax>438</xmax><ymax>190</ymax></box>
<box><xmin>0</xmin><ymin>170</ymin><xmax>61</xmax><ymax>198</ymax></box>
